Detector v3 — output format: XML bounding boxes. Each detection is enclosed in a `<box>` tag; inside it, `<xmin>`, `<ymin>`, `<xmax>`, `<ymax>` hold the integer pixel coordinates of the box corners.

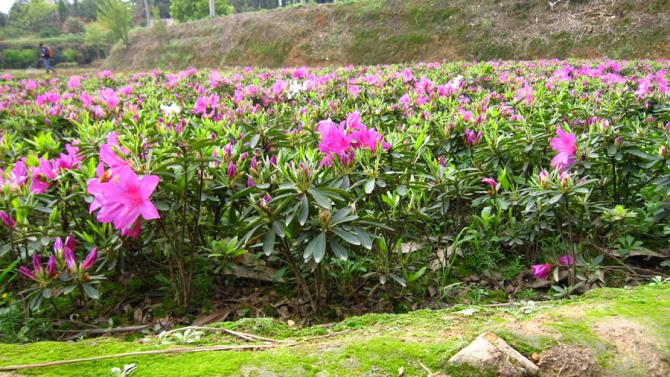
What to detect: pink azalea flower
<box><xmin>559</xmin><ymin>255</ymin><xmax>575</xmax><ymax>266</ymax></box>
<box><xmin>32</xmin><ymin>253</ymin><xmax>42</xmax><ymax>273</ymax></box>
<box><xmin>0</xmin><ymin>211</ymin><xmax>16</xmax><ymax>229</ymax></box>
<box><xmin>464</xmin><ymin>128</ymin><xmax>482</xmax><ymax>146</ymax></box>
<box><xmin>46</xmin><ymin>255</ymin><xmax>57</xmax><ymax>277</ymax></box>
<box><xmin>90</xmin><ymin>167</ymin><xmax>160</xmax><ymax>234</ymax></box>
<box><xmin>348</xmin><ymin>85</ymin><xmax>360</xmax><ymax>98</ymax></box>
<box><xmin>531</xmin><ymin>264</ymin><xmax>553</xmax><ymax>280</ymax></box>
<box><xmin>227</xmin><ymin>161</ymin><xmax>237</xmax><ymax>178</ymax></box>
<box><xmin>350</xmin><ymin>126</ymin><xmax>383</xmax><ymax>152</ymax></box>
<box><xmin>80</xmin><ymin>248</ymin><xmax>97</xmax><ymax>271</ymax></box>
<box><xmin>24</xmin><ymin>80</ymin><xmax>37</xmax><ymax>91</ymax></box>
<box><xmin>97</xmin><ymin>88</ymin><xmax>119</xmax><ymax>109</ymax></box>
<box><xmin>482</xmin><ymin>177</ymin><xmax>497</xmax><ymax>190</ymax></box>
<box><xmin>67</xmin><ymin>75</ymin><xmax>81</xmax><ymax>90</ymax></box>
<box><xmin>30</xmin><ymin>158</ymin><xmax>58</xmax><ymax>194</ymax></box>
<box><xmin>100</xmin><ymin>144</ymin><xmax>130</xmax><ymax>171</ymax></box>
<box><xmin>80</xmin><ymin>92</ymin><xmax>93</xmax><ymax>108</ymax></box>
<box><xmin>30</xmin><ymin>178</ymin><xmax>50</xmax><ymax>194</ymax></box>
<box><xmin>19</xmin><ymin>266</ymin><xmax>37</xmax><ymax>281</ymax></box>
<box><xmin>65</xmin><ymin>234</ymin><xmax>76</xmax><ymax>251</ymax></box>
<box><xmin>550</xmin><ymin>127</ymin><xmax>577</xmax><ymax>171</ymax></box>
<box><xmin>54</xmin><ymin>144</ymin><xmax>83</xmax><ymax>170</ymax></box>
<box><xmin>64</xmin><ymin>246</ymin><xmax>76</xmax><ymax>272</ymax></box>
<box><xmin>0</xmin><ymin>161</ymin><xmax>29</xmax><ymax>191</ymax></box>
<box><xmin>317</xmin><ymin>119</ymin><xmax>351</xmax><ymax>161</ymax></box>
<box><xmin>120</xmin><ymin>220</ymin><xmax>142</xmax><ymax>238</ymax></box>
<box><xmin>53</xmin><ymin>237</ymin><xmax>64</xmax><ymax>253</ymax></box>
<box><xmin>272</xmin><ymin>80</ymin><xmax>287</xmax><ymax>96</ymax></box>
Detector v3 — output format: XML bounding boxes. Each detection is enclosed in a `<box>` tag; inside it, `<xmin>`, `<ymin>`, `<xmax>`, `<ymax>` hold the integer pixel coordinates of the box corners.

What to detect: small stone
<box><xmin>448</xmin><ymin>332</ymin><xmax>539</xmax><ymax>377</ymax></box>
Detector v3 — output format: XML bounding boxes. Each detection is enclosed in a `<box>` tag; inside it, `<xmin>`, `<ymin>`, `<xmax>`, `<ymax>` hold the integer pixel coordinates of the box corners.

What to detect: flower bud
<box><xmin>80</xmin><ymin>248</ymin><xmax>97</xmax><ymax>271</ymax></box>
<box><xmin>318</xmin><ymin>209</ymin><xmax>332</xmax><ymax>225</ymax></box>
<box><xmin>538</xmin><ymin>170</ymin><xmax>550</xmax><ymax>189</ymax></box>
<box><xmin>559</xmin><ymin>172</ymin><xmax>572</xmax><ymax>190</ymax></box>
<box><xmin>0</xmin><ymin>211</ymin><xmax>16</xmax><ymax>229</ymax></box>
<box><xmin>659</xmin><ymin>145</ymin><xmax>668</xmax><ymax>159</ymax></box>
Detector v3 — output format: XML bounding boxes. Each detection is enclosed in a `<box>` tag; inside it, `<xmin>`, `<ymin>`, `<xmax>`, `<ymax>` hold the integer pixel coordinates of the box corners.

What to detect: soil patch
<box><xmin>593</xmin><ymin>319</ymin><xmax>670</xmax><ymax>377</ymax></box>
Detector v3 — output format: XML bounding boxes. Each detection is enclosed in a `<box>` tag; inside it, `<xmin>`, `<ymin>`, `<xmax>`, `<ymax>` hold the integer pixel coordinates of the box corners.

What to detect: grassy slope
<box><xmin>105</xmin><ymin>0</ymin><xmax>670</xmax><ymax>70</ymax></box>
<box><xmin>0</xmin><ymin>284</ymin><xmax>668</xmax><ymax>376</ymax></box>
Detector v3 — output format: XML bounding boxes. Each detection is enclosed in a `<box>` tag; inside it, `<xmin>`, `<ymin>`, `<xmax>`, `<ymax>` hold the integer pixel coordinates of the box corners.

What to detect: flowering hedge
<box><xmin>0</xmin><ymin>60</ymin><xmax>669</xmax><ymax>313</ymax></box>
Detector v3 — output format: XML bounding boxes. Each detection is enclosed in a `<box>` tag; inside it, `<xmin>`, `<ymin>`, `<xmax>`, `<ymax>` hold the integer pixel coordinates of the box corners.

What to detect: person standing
<box><xmin>39</xmin><ymin>43</ymin><xmax>56</xmax><ymax>74</ymax></box>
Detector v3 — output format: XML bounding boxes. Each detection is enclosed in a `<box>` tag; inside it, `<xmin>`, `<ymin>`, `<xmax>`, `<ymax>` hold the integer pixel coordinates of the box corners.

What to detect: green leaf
<box><xmin>388</xmin><ymin>273</ymin><xmax>407</xmax><ymax>287</ymax></box>
<box><xmin>547</xmin><ymin>193</ymin><xmax>563</xmax><ymax>204</ymax></box>
<box><xmin>308</xmin><ymin>188</ymin><xmax>332</xmax><ymax>209</ymax></box>
<box><xmin>304</xmin><ymin>232</ymin><xmax>326</xmax><ymax>263</ymax></box>
<box><xmin>82</xmin><ymin>284</ymin><xmax>99</xmax><ymax>299</ymax></box>
<box><xmin>354</xmin><ymin>227</ymin><xmax>373</xmax><ymax>250</ymax></box>
<box><xmin>249</xmin><ymin>134</ymin><xmax>261</xmax><ymax>148</ymax></box>
<box><xmin>299</xmin><ymin>195</ymin><xmax>309</xmax><ymax>226</ymax></box>
<box><xmin>331</xmin><ymin>227</ymin><xmax>361</xmax><ymax>246</ymax></box>
<box><xmin>329</xmin><ymin>238</ymin><xmax>348</xmax><ymax>260</ymax></box>
<box><xmin>154</xmin><ymin>201</ymin><xmax>170</xmax><ymax>211</ymax></box>
<box><xmin>272</xmin><ymin>221</ymin><xmax>286</xmax><ymax>238</ymax></box>
<box><xmin>407</xmin><ymin>267</ymin><xmax>427</xmax><ymax>283</ymax></box>
<box><xmin>365</xmin><ymin>179</ymin><xmax>375</xmax><ymax>194</ymax></box>
<box><xmin>263</xmin><ymin>229</ymin><xmax>276</xmax><ymax>256</ymax></box>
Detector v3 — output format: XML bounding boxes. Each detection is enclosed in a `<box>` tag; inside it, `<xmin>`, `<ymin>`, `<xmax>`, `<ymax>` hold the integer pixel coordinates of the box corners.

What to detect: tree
<box><xmin>57</xmin><ymin>0</ymin><xmax>69</xmax><ymax>22</ymax></box>
<box><xmin>143</xmin><ymin>0</ymin><xmax>151</xmax><ymax>26</ymax></box>
<box><xmin>170</xmin><ymin>0</ymin><xmax>233</xmax><ymax>22</ymax></box>
<box><xmin>64</xmin><ymin>16</ymin><xmax>85</xmax><ymax>33</ymax></box>
<box><xmin>81</xmin><ymin>0</ymin><xmax>99</xmax><ymax>21</ymax></box>
<box><xmin>97</xmin><ymin>0</ymin><xmax>132</xmax><ymax>46</ymax></box>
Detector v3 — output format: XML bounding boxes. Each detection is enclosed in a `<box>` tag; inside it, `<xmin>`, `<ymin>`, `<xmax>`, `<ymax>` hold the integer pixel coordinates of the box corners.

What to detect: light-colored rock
<box><xmin>449</xmin><ymin>332</ymin><xmax>539</xmax><ymax>377</ymax></box>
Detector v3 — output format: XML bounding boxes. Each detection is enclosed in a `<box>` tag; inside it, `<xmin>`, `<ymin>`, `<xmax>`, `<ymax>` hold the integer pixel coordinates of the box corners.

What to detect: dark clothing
<box><xmin>40</xmin><ymin>46</ymin><xmax>55</xmax><ymax>73</ymax></box>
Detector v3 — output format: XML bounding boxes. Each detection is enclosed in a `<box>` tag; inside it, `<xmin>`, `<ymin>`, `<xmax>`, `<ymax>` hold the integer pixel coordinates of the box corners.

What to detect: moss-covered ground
<box><xmin>0</xmin><ymin>284</ymin><xmax>668</xmax><ymax>376</ymax></box>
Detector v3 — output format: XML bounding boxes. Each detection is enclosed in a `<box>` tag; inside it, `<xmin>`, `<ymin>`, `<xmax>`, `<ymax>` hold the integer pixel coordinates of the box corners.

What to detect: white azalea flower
<box><xmin>287</xmin><ymin>81</ymin><xmax>306</xmax><ymax>99</ymax></box>
<box><xmin>160</xmin><ymin>103</ymin><xmax>181</xmax><ymax>117</ymax></box>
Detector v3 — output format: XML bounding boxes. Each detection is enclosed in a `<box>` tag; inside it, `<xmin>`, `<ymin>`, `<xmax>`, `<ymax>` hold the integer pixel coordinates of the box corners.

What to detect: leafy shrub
<box><xmin>0</xmin><ymin>60</ymin><xmax>668</xmax><ymax>325</ymax></box>
<box><xmin>0</xmin><ymin>48</ymin><xmax>38</xmax><ymax>69</ymax></box>
<box><xmin>64</xmin><ymin>17</ymin><xmax>85</xmax><ymax>34</ymax></box>
<box><xmin>61</xmin><ymin>48</ymin><xmax>81</xmax><ymax>63</ymax></box>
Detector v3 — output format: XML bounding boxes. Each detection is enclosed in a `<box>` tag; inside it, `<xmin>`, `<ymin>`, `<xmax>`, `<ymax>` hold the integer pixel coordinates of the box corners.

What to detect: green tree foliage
<box><xmin>80</xmin><ymin>0</ymin><xmax>100</xmax><ymax>21</ymax></box>
<box><xmin>57</xmin><ymin>0</ymin><xmax>69</xmax><ymax>22</ymax></box>
<box><xmin>96</xmin><ymin>0</ymin><xmax>132</xmax><ymax>46</ymax></box>
<box><xmin>4</xmin><ymin>0</ymin><xmax>60</xmax><ymax>37</ymax></box>
<box><xmin>170</xmin><ymin>0</ymin><xmax>233</xmax><ymax>22</ymax></box>
<box><xmin>84</xmin><ymin>20</ymin><xmax>116</xmax><ymax>59</ymax></box>
<box><xmin>0</xmin><ymin>48</ymin><xmax>38</xmax><ymax>69</ymax></box>
<box><xmin>64</xmin><ymin>16</ymin><xmax>85</xmax><ymax>34</ymax></box>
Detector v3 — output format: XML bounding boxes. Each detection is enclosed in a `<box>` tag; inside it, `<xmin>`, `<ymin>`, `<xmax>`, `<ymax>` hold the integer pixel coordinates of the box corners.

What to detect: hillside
<box><xmin>105</xmin><ymin>0</ymin><xmax>670</xmax><ymax>70</ymax></box>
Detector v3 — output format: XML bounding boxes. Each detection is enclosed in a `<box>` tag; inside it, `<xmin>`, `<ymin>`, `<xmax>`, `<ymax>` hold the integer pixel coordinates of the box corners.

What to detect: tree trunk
<box><xmin>143</xmin><ymin>0</ymin><xmax>151</xmax><ymax>26</ymax></box>
<box><xmin>209</xmin><ymin>0</ymin><xmax>216</xmax><ymax>17</ymax></box>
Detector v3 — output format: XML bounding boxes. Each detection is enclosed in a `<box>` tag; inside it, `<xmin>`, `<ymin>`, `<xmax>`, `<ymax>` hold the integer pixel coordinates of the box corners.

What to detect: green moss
<box><xmin>1</xmin><ymin>285</ymin><xmax>668</xmax><ymax>376</ymax></box>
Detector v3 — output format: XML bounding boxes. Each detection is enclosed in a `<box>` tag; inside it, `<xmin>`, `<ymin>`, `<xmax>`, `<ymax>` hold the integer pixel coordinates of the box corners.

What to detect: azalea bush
<box><xmin>0</xmin><ymin>60</ymin><xmax>668</xmax><ymax>324</ymax></box>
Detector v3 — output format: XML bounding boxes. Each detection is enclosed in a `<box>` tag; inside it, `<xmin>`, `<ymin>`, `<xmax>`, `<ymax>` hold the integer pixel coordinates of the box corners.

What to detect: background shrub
<box><xmin>0</xmin><ymin>48</ymin><xmax>38</xmax><ymax>68</ymax></box>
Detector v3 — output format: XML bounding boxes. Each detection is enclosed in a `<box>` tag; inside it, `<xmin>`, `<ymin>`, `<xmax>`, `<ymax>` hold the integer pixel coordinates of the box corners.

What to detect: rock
<box><xmin>448</xmin><ymin>332</ymin><xmax>539</xmax><ymax>377</ymax></box>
